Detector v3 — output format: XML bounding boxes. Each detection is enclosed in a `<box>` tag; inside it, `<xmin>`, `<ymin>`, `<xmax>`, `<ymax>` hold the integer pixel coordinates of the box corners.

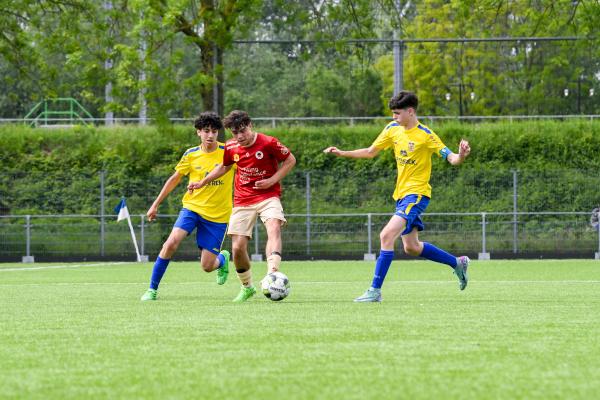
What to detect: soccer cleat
<box><xmin>232</xmin><ymin>286</ymin><xmax>256</xmax><ymax>303</ymax></box>
<box><xmin>140</xmin><ymin>288</ymin><xmax>157</xmax><ymax>301</ymax></box>
<box><xmin>353</xmin><ymin>288</ymin><xmax>382</xmax><ymax>303</ymax></box>
<box><xmin>217</xmin><ymin>250</ymin><xmax>230</xmax><ymax>285</ymax></box>
<box><xmin>454</xmin><ymin>256</ymin><xmax>470</xmax><ymax>290</ymax></box>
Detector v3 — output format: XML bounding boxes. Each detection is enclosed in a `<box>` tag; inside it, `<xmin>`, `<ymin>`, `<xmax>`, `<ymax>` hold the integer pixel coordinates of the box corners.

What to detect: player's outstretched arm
<box><xmin>447</xmin><ymin>139</ymin><xmax>471</xmax><ymax>166</ymax></box>
<box><xmin>323</xmin><ymin>145</ymin><xmax>380</xmax><ymax>159</ymax></box>
<box><xmin>147</xmin><ymin>172</ymin><xmax>183</xmax><ymax>221</ymax></box>
<box><xmin>187</xmin><ymin>163</ymin><xmax>232</xmax><ymax>193</ymax></box>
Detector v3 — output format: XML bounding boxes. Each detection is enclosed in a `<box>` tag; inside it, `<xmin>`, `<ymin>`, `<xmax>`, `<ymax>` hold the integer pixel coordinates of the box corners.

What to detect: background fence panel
<box><xmin>1</xmin><ymin>212</ymin><xmax>598</xmax><ymax>262</ymax></box>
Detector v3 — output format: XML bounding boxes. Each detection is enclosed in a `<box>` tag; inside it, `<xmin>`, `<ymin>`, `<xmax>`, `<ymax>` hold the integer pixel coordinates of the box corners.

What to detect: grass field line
<box><xmin>0</xmin><ymin>262</ymin><xmax>126</xmax><ymax>272</ymax></box>
<box><xmin>1</xmin><ymin>280</ymin><xmax>600</xmax><ymax>287</ymax></box>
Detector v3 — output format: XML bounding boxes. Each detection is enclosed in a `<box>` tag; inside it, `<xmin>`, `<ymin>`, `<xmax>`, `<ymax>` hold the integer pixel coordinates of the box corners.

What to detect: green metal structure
<box><xmin>24</xmin><ymin>98</ymin><xmax>94</xmax><ymax>127</ymax></box>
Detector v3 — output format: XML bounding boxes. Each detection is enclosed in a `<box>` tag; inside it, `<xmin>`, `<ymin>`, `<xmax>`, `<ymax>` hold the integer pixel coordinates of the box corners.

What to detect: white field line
<box><xmin>1</xmin><ymin>280</ymin><xmax>600</xmax><ymax>287</ymax></box>
<box><xmin>0</xmin><ymin>262</ymin><xmax>127</xmax><ymax>272</ymax></box>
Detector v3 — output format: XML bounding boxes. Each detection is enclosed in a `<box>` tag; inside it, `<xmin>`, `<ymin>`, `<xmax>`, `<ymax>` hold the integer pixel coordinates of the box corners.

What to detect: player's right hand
<box><xmin>323</xmin><ymin>146</ymin><xmax>341</xmax><ymax>155</ymax></box>
<box><xmin>187</xmin><ymin>180</ymin><xmax>203</xmax><ymax>193</ymax></box>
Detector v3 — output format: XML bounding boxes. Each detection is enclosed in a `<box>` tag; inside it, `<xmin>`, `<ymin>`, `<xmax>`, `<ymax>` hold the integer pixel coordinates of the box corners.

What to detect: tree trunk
<box><xmin>200</xmin><ymin>40</ymin><xmax>225</xmax><ymax>140</ymax></box>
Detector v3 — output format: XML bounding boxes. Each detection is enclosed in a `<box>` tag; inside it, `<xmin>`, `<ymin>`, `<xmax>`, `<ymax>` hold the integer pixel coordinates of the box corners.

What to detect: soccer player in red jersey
<box><xmin>188</xmin><ymin>110</ymin><xmax>296</xmax><ymax>302</ymax></box>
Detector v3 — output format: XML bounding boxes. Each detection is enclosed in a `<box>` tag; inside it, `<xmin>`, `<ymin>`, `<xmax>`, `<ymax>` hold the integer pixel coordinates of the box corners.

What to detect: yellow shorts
<box><xmin>227</xmin><ymin>197</ymin><xmax>286</xmax><ymax>238</ymax></box>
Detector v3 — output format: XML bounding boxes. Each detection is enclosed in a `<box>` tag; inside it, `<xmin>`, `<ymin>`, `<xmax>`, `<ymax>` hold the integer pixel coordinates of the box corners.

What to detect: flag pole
<box><xmin>126</xmin><ymin>215</ymin><xmax>142</xmax><ymax>262</ymax></box>
<box><xmin>115</xmin><ymin>197</ymin><xmax>143</xmax><ymax>262</ymax></box>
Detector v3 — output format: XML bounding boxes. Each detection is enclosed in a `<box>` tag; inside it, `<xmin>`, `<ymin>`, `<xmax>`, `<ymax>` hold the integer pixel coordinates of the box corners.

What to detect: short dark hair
<box><xmin>223</xmin><ymin>110</ymin><xmax>252</xmax><ymax>130</ymax></box>
<box><xmin>388</xmin><ymin>91</ymin><xmax>418</xmax><ymax>110</ymax></box>
<box><xmin>194</xmin><ymin>111</ymin><xmax>223</xmax><ymax>130</ymax></box>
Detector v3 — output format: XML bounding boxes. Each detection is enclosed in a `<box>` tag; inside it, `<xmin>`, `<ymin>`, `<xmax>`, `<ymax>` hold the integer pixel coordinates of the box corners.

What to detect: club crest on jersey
<box><xmin>277</xmin><ymin>142</ymin><xmax>289</xmax><ymax>155</ymax></box>
<box><xmin>255</xmin><ymin>151</ymin><xmax>264</xmax><ymax>159</ymax></box>
<box><xmin>400</xmin><ymin>150</ymin><xmax>408</xmax><ymax>157</ymax></box>
<box><xmin>233</xmin><ymin>154</ymin><xmax>240</xmax><ymax>162</ymax></box>
<box><xmin>408</xmin><ymin>142</ymin><xmax>415</xmax><ymax>152</ymax></box>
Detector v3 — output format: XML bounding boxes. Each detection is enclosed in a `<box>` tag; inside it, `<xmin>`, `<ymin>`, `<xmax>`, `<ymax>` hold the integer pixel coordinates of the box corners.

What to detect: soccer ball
<box><xmin>261</xmin><ymin>272</ymin><xmax>291</xmax><ymax>301</ymax></box>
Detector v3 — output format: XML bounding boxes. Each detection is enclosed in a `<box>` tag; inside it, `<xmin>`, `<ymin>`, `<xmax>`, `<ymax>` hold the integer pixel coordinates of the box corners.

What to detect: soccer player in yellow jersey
<box><xmin>324</xmin><ymin>91</ymin><xmax>471</xmax><ymax>302</ymax></box>
<box><xmin>140</xmin><ymin>112</ymin><xmax>235</xmax><ymax>301</ymax></box>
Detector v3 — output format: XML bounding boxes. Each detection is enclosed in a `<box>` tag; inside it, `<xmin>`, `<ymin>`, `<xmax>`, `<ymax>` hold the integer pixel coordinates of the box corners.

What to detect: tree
<box><xmin>127</xmin><ymin>0</ymin><xmax>263</xmax><ymax>117</ymax></box>
<box><xmin>402</xmin><ymin>0</ymin><xmax>600</xmax><ymax>116</ymax></box>
<box><xmin>0</xmin><ymin>1</ymin><xmax>98</xmax><ymax>117</ymax></box>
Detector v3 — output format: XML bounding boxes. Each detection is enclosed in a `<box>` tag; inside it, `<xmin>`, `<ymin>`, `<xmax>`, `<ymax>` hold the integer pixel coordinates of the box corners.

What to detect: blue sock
<box><xmin>420</xmin><ymin>242</ymin><xmax>457</xmax><ymax>268</ymax></box>
<box><xmin>150</xmin><ymin>256</ymin><xmax>170</xmax><ymax>290</ymax></box>
<box><xmin>371</xmin><ymin>250</ymin><xmax>394</xmax><ymax>289</ymax></box>
<box><xmin>216</xmin><ymin>253</ymin><xmax>225</xmax><ymax>268</ymax></box>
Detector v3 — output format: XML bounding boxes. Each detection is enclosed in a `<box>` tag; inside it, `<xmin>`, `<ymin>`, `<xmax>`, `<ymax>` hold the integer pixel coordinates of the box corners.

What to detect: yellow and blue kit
<box><xmin>371</xmin><ymin>121</ymin><xmax>451</xmax><ymax>200</ymax></box>
<box><xmin>173</xmin><ymin>144</ymin><xmax>234</xmax><ymax>254</ymax></box>
<box><xmin>175</xmin><ymin>143</ymin><xmax>234</xmax><ymax>224</ymax></box>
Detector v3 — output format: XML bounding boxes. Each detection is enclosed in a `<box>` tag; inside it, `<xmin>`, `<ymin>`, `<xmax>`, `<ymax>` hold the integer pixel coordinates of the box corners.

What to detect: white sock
<box><xmin>237</xmin><ymin>270</ymin><xmax>253</xmax><ymax>288</ymax></box>
<box><xmin>267</xmin><ymin>253</ymin><xmax>282</xmax><ymax>274</ymax></box>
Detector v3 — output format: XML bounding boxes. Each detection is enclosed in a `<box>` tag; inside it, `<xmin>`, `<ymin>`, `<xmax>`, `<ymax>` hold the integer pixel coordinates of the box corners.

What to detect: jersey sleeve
<box><xmin>427</xmin><ymin>132</ymin><xmax>450</xmax><ymax>159</ymax></box>
<box><xmin>174</xmin><ymin>152</ymin><xmax>191</xmax><ymax>175</ymax></box>
<box><xmin>269</xmin><ymin>136</ymin><xmax>292</xmax><ymax>162</ymax></box>
<box><xmin>371</xmin><ymin>124</ymin><xmax>395</xmax><ymax>150</ymax></box>
<box><xmin>223</xmin><ymin>145</ymin><xmax>234</xmax><ymax>166</ymax></box>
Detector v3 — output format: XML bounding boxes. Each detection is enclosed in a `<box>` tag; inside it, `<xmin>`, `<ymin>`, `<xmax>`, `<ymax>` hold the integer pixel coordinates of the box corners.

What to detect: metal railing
<box><xmin>2</xmin><ymin>114</ymin><xmax>600</xmax><ymax>127</ymax></box>
<box><xmin>1</xmin><ymin>212</ymin><xmax>598</xmax><ymax>262</ymax></box>
<box><xmin>22</xmin><ymin>98</ymin><xmax>95</xmax><ymax>127</ymax></box>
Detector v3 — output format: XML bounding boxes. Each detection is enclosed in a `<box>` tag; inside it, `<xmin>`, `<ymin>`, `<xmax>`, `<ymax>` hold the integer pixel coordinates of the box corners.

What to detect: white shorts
<box><xmin>227</xmin><ymin>197</ymin><xmax>286</xmax><ymax>238</ymax></box>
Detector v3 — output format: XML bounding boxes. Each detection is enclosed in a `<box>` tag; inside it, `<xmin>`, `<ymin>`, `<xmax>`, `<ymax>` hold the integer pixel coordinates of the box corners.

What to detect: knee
<box><xmin>266</xmin><ymin>223</ymin><xmax>281</xmax><ymax>238</ymax></box>
<box><xmin>403</xmin><ymin>243</ymin><xmax>421</xmax><ymax>257</ymax></box>
<box><xmin>200</xmin><ymin>258</ymin><xmax>213</xmax><ymax>272</ymax></box>
<box><xmin>232</xmin><ymin>242</ymin><xmax>246</xmax><ymax>257</ymax></box>
<box><xmin>161</xmin><ymin>239</ymin><xmax>179</xmax><ymax>254</ymax></box>
<box><xmin>379</xmin><ymin>230</ymin><xmax>396</xmax><ymax>245</ymax></box>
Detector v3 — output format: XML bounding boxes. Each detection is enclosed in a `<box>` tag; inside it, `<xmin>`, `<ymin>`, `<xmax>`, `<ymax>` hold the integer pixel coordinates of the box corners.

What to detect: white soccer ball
<box><xmin>261</xmin><ymin>271</ymin><xmax>291</xmax><ymax>301</ymax></box>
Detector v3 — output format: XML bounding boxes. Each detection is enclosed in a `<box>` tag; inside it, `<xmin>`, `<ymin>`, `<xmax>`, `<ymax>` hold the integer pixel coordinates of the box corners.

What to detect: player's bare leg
<box><xmin>400</xmin><ymin>228</ymin><xmax>423</xmax><ymax>256</ymax></box>
<box><xmin>199</xmin><ymin>249</ymin><xmax>230</xmax><ymax>285</ymax></box>
<box><xmin>231</xmin><ymin>234</ymin><xmax>256</xmax><ymax>302</ymax></box>
<box><xmin>264</xmin><ymin>218</ymin><xmax>283</xmax><ymax>274</ymax></box>
<box><xmin>199</xmin><ymin>250</ymin><xmax>219</xmax><ymax>272</ymax></box>
<box><xmin>159</xmin><ymin>228</ymin><xmax>188</xmax><ymax>259</ymax></box>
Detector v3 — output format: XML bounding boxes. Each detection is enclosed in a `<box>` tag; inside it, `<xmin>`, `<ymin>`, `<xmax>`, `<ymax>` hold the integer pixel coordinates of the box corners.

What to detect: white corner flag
<box><xmin>114</xmin><ymin>197</ymin><xmax>142</xmax><ymax>262</ymax></box>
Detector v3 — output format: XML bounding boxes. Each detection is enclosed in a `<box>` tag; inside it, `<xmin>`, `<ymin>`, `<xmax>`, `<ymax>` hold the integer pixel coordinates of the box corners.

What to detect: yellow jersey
<box><xmin>175</xmin><ymin>143</ymin><xmax>234</xmax><ymax>223</ymax></box>
<box><xmin>372</xmin><ymin>121</ymin><xmax>450</xmax><ymax>200</ymax></box>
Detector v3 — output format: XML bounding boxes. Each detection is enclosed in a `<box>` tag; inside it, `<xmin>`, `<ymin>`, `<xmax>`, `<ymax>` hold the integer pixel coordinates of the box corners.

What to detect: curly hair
<box><xmin>194</xmin><ymin>111</ymin><xmax>223</xmax><ymax>130</ymax></box>
<box><xmin>388</xmin><ymin>90</ymin><xmax>418</xmax><ymax>110</ymax></box>
<box><xmin>223</xmin><ymin>110</ymin><xmax>252</xmax><ymax>130</ymax></box>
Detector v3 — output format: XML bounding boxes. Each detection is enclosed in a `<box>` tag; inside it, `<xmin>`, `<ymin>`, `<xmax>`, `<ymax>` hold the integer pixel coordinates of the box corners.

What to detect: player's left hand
<box><xmin>458</xmin><ymin>139</ymin><xmax>471</xmax><ymax>158</ymax></box>
<box><xmin>254</xmin><ymin>178</ymin><xmax>274</xmax><ymax>190</ymax></box>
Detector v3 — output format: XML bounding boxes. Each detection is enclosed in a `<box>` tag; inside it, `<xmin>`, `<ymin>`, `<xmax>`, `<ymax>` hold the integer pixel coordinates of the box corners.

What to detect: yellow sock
<box><xmin>267</xmin><ymin>252</ymin><xmax>282</xmax><ymax>274</ymax></box>
<box><xmin>237</xmin><ymin>270</ymin><xmax>253</xmax><ymax>287</ymax></box>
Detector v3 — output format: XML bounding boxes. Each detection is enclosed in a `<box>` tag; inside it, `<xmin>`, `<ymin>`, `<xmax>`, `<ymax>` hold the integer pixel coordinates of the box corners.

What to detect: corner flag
<box><xmin>114</xmin><ymin>197</ymin><xmax>142</xmax><ymax>262</ymax></box>
<box><xmin>114</xmin><ymin>198</ymin><xmax>130</xmax><ymax>222</ymax></box>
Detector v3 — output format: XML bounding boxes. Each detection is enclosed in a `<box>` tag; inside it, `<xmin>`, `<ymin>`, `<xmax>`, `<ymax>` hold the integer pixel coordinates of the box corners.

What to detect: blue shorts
<box><xmin>394</xmin><ymin>194</ymin><xmax>430</xmax><ymax>236</ymax></box>
<box><xmin>173</xmin><ymin>208</ymin><xmax>228</xmax><ymax>255</ymax></box>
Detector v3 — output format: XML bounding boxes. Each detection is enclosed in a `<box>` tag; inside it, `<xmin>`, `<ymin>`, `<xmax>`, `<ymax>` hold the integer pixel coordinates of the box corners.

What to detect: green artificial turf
<box><xmin>1</xmin><ymin>260</ymin><xmax>599</xmax><ymax>399</ymax></box>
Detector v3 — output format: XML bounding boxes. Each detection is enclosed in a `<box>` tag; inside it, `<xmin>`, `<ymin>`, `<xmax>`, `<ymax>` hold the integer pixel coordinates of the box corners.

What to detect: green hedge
<box><xmin>2</xmin><ymin>119</ymin><xmax>600</xmax><ymax>216</ymax></box>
